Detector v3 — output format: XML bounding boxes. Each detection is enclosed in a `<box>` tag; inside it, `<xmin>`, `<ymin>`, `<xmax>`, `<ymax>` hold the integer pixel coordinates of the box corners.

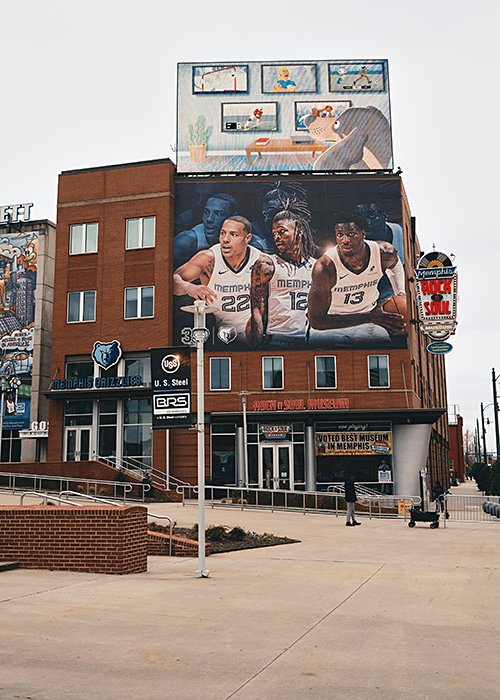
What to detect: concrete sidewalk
<box><xmin>0</xmin><ymin>492</ymin><xmax>499</xmax><ymax>699</ymax></box>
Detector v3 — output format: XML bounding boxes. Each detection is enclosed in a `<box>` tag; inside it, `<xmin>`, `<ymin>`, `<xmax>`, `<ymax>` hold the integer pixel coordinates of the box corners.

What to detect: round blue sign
<box><xmin>427</xmin><ymin>341</ymin><xmax>453</xmax><ymax>354</ymax></box>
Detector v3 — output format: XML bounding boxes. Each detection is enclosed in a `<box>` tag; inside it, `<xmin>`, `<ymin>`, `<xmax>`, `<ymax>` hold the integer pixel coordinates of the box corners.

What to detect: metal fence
<box><xmin>443</xmin><ymin>494</ymin><xmax>500</xmax><ymax>522</ymax></box>
<box><xmin>0</xmin><ymin>471</ymin><xmax>149</xmax><ymax>503</ymax></box>
<box><xmin>178</xmin><ymin>485</ymin><xmax>419</xmax><ymax>519</ymax></box>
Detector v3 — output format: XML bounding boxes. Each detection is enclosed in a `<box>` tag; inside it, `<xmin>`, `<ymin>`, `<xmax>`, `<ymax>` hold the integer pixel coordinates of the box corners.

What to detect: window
<box><xmin>262</xmin><ymin>356</ymin><xmax>284</xmax><ymax>390</ymax></box>
<box><xmin>124</xmin><ymin>286</ymin><xmax>154</xmax><ymax>319</ymax></box>
<box><xmin>125</xmin><ymin>356</ymin><xmax>151</xmax><ymax>387</ymax></box>
<box><xmin>67</xmin><ymin>291</ymin><xmax>96</xmax><ymax>323</ymax></box>
<box><xmin>126</xmin><ymin>216</ymin><xmax>155</xmax><ymax>249</ymax></box>
<box><xmin>70</xmin><ymin>223</ymin><xmax>98</xmax><ymax>254</ymax></box>
<box><xmin>315</xmin><ymin>356</ymin><xmax>337</xmax><ymax>389</ymax></box>
<box><xmin>210</xmin><ymin>357</ymin><xmax>231</xmax><ymax>391</ymax></box>
<box><xmin>66</xmin><ymin>360</ymin><xmax>94</xmax><ymax>379</ymax></box>
<box><xmin>368</xmin><ymin>355</ymin><xmax>390</xmax><ymax>388</ymax></box>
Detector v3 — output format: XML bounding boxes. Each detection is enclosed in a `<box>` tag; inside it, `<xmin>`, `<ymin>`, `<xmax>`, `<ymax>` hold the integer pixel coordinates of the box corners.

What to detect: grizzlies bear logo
<box><xmin>92</xmin><ymin>340</ymin><xmax>122</xmax><ymax>369</ymax></box>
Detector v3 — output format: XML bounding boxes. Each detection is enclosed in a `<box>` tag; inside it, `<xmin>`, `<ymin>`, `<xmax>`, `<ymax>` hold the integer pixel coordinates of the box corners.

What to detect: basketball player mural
<box><xmin>247</xmin><ymin>197</ymin><xmax>319</xmax><ymax>348</ymax></box>
<box><xmin>173</xmin><ymin>216</ymin><xmax>261</xmax><ymax>348</ymax></box>
<box><xmin>307</xmin><ymin>213</ymin><xmax>407</xmax><ymax>346</ymax></box>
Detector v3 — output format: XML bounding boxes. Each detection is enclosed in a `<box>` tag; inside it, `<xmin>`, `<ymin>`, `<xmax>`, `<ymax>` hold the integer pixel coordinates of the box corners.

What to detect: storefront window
<box><xmin>64</xmin><ymin>400</ymin><xmax>93</xmax><ymax>426</ymax></box>
<box><xmin>248</xmin><ymin>445</ymin><xmax>258</xmax><ymax>485</ymax></box>
<box><xmin>293</xmin><ymin>444</ymin><xmax>305</xmax><ymax>488</ymax></box>
<box><xmin>211</xmin><ymin>433</ymin><xmax>236</xmax><ymax>484</ymax></box>
<box><xmin>1</xmin><ymin>430</ymin><xmax>21</xmax><ymax>462</ymax></box>
<box><xmin>123</xmin><ymin>398</ymin><xmax>152</xmax><ymax>467</ymax></box>
<box><xmin>98</xmin><ymin>400</ymin><xmax>117</xmax><ymax>458</ymax></box>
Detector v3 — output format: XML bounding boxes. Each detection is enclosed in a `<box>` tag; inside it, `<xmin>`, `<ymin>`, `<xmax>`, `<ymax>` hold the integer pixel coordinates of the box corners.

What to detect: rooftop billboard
<box><xmin>173</xmin><ymin>177</ymin><xmax>406</xmax><ymax>352</ymax></box>
<box><xmin>177</xmin><ymin>60</ymin><xmax>393</xmax><ymax>175</ymax></box>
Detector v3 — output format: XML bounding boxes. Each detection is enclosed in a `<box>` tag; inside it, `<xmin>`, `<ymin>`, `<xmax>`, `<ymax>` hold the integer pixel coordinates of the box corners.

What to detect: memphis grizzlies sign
<box><xmin>173</xmin><ymin>177</ymin><xmax>406</xmax><ymax>352</ymax></box>
<box><xmin>177</xmin><ymin>60</ymin><xmax>393</xmax><ymax>174</ymax></box>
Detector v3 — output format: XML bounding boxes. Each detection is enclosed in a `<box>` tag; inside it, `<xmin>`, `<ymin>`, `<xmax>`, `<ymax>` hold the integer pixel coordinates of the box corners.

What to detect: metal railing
<box><xmin>177</xmin><ymin>485</ymin><xmax>419</xmax><ymax>518</ymax></box>
<box><xmin>93</xmin><ymin>454</ymin><xmax>191</xmax><ymax>493</ymax></box>
<box><xmin>441</xmin><ymin>494</ymin><xmax>500</xmax><ymax>522</ymax></box>
<box><xmin>59</xmin><ymin>491</ymin><xmax>174</xmax><ymax>555</ymax></box>
<box><xmin>17</xmin><ymin>490</ymin><xmax>174</xmax><ymax>556</ymax></box>
<box><xmin>0</xmin><ymin>471</ymin><xmax>148</xmax><ymax>503</ymax></box>
<box><xmin>326</xmin><ymin>482</ymin><xmax>387</xmax><ymax>498</ymax></box>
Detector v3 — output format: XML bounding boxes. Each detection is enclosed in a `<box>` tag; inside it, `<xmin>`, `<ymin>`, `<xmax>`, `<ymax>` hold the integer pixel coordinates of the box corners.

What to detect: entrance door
<box><xmin>65</xmin><ymin>427</ymin><xmax>92</xmax><ymax>461</ymax></box>
<box><xmin>259</xmin><ymin>443</ymin><xmax>293</xmax><ymax>490</ymax></box>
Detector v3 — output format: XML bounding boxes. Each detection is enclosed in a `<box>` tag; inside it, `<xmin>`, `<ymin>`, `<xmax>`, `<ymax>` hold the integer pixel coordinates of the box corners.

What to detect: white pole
<box><xmin>194</xmin><ymin>300</ymin><xmax>208</xmax><ymax>578</ymax></box>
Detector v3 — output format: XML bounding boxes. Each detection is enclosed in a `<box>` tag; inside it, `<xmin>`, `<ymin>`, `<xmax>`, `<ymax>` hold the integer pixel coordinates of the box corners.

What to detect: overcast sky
<box><xmin>1</xmin><ymin>0</ymin><xmax>498</xmax><ymax>449</ymax></box>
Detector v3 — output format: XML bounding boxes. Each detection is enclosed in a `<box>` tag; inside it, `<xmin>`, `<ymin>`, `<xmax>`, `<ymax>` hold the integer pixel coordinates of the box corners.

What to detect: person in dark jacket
<box><xmin>344</xmin><ymin>473</ymin><xmax>361</xmax><ymax>526</ymax></box>
<box><xmin>432</xmin><ymin>481</ymin><xmax>446</xmax><ymax>512</ymax></box>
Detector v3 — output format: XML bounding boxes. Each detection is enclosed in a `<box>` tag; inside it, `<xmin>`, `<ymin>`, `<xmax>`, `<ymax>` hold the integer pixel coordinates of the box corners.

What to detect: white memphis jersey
<box><xmin>326</xmin><ymin>241</ymin><xmax>383</xmax><ymax>315</ymax></box>
<box><xmin>209</xmin><ymin>244</ymin><xmax>261</xmax><ymax>336</ymax></box>
<box><xmin>266</xmin><ymin>255</ymin><xmax>315</xmax><ymax>337</ymax></box>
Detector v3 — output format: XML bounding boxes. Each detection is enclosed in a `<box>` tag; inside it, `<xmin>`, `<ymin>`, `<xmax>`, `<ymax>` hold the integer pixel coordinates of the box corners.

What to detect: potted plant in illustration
<box><xmin>188</xmin><ymin>115</ymin><xmax>212</xmax><ymax>162</ymax></box>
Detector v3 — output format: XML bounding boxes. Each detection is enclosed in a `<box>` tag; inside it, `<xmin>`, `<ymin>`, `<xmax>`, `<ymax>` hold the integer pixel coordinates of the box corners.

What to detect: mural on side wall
<box><xmin>0</xmin><ymin>230</ymin><xmax>38</xmax><ymax>429</ymax></box>
<box><xmin>173</xmin><ymin>178</ymin><xmax>406</xmax><ymax>352</ymax></box>
<box><xmin>177</xmin><ymin>59</ymin><xmax>392</xmax><ymax>174</ymax></box>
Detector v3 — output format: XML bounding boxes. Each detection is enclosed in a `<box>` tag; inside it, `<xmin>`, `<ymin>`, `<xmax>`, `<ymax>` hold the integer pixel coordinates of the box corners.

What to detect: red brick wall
<box><xmin>0</xmin><ymin>505</ymin><xmax>147</xmax><ymax>574</ymax></box>
<box><xmin>148</xmin><ymin>530</ymin><xmax>211</xmax><ymax>557</ymax></box>
<box><xmin>48</xmin><ymin>160</ymin><xmax>175</xmax><ymax>463</ymax></box>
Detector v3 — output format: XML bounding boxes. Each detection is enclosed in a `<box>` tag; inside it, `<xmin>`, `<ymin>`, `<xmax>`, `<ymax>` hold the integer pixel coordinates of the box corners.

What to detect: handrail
<box><xmin>177</xmin><ymin>485</ymin><xmax>418</xmax><ymax>518</ymax></box>
<box><xmin>20</xmin><ymin>491</ymin><xmax>82</xmax><ymax>506</ymax></box>
<box><xmin>59</xmin><ymin>491</ymin><xmax>174</xmax><ymax>555</ymax></box>
<box><xmin>0</xmin><ymin>471</ymin><xmax>148</xmax><ymax>502</ymax></box>
<box><xmin>93</xmin><ymin>454</ymin><xmax>191</xmax><ymax>492</ymax></box>
<box><xmin>18</xmin><ymin>490</ymin><xmax>173</xmax><ymax>557</ymax></box>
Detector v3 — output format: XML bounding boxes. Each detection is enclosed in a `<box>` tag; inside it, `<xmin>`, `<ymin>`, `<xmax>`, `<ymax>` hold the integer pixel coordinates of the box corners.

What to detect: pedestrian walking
<box><xmin>344</xmin><ymin>473</ymin><xmax>361</xmax><ymax>526</ymax></box>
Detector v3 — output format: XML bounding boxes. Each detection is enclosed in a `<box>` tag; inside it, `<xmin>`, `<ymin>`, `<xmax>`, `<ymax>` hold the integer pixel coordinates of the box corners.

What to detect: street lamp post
<box><xmin>238</xmin><ymin>390</ymin><xmax>249</xmax><ymax>486</ymax></box>
<box><xmin>492</xmin><ymin>368</ymin><xmax>500</xmax><ymax>461</ymax></box>
<box><xmin>180</xmin><ymin>299</ymin><xmax>216</xmax><ymax>579</ymax></box>
<box><xmin>480</xmin><ymin>402</ymin><xmax>488</xmax><ymax>465</ymax></box>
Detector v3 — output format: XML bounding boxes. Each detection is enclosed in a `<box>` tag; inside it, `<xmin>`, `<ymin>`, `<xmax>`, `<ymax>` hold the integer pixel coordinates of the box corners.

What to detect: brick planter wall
<box><xmin>148</xmin><ymin>530</ymin><xmax>211</xmax><ymax>557</ymax></box>
<box><xmin>0</xmin><ymin>505</ymin><xmax>148</xmax><ymax>574</ymax></box>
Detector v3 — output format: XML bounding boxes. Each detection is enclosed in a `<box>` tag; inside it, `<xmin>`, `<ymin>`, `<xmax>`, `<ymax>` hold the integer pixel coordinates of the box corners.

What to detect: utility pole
<box><xmin>480</xmin><ymin>402</ymin><xmax>487</xmax><ymax>464</ymax></box>
<box><xmin>492</xmin><ymin>368</ymin><xmax>500</xmax><ymax>462</ymax></box>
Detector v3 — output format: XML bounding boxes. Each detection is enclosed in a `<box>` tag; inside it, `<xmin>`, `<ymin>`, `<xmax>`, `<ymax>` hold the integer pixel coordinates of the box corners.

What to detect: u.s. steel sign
<box><xmin>150</xmin><ymin>347</ymin><xmax>192</xmax><ymax>428</ymax></box>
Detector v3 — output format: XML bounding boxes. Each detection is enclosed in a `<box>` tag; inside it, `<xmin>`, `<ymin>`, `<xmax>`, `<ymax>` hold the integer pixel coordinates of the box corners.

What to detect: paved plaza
<box><xmin>1</xmin><ymin>484</ymin><xmax>499</xmax><ymax>699</ymax></box>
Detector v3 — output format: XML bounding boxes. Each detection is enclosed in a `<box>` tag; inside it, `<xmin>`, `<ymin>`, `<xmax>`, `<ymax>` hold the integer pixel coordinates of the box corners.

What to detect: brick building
<box><xmin>45</xmin><ymin>158</ymin><xmax>449</xmax><ymax>498</ymax></box>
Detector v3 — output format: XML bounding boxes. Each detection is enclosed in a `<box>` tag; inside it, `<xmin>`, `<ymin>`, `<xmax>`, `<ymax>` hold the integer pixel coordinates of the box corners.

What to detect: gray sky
<box><xmin>1</xmin><ymin>0</ymin><xmax>498</xmax><ymax>449</ymax></box>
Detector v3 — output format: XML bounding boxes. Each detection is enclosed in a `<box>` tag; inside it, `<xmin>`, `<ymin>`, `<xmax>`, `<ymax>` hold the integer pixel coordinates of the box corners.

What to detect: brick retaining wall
<box><xmin>148</xmin><ymin>530</ymin><xmax>211</xmax><ymax>557</ymax></box>
<box><xmin>0</xmin><ymin>505</ymin><xmax>148</xmax><ymax>574</ymax></box>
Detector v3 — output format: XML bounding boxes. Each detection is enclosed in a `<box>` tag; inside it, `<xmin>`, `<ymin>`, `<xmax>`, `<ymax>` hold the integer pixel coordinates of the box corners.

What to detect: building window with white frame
<box><xmin>69</xmin><ymin>223</ymin><xmax>98</xmax><ymax>255</ymax></box>
<box><xmin>126</xmin><ymin>216</ymin><xmax>155</xmax><ymax>249</ymax></box>
<box><xmin>67</xmin><ymin>291</ymin><xmax>96</xmax><ymax>323</ymax></box>
<box><xmin>368</xmin><ymin>355</ymin><xmax>390</xmax><ymax>388</ymax></box>
<box><xmin>124</xmin><ymin>286</ymin><xmax>154</xmax><ymax>319</ymax></box>
<box><xmin>262</xmin><ymin>356</ymin><xmax>284</xmax><ymax>390</ymax></box>
<box><xmin>210</xmin><ymin>357</ymin><xmax>231</xmax><ymax>391</ymax></box>
<box><xmin>315</xmin><ymin>356</ymin><xmax>337</xmax><ymax>389</ymax></box>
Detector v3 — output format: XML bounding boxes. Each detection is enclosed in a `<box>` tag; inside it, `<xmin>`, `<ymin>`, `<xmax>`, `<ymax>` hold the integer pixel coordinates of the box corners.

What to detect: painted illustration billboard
<box><xmin>0</xmin><ymin>229</ymin><xmax>38</xmax><ymax>429</ymax></box>
<box><xmin>173</xmin><ymin>178</ymin><xmax>406</xmax><ymax>352</ymax></box>
<box><xmin>177</xmin><ymin>60</ymin><xmax>392</xmax><ymax>174</ymax></box>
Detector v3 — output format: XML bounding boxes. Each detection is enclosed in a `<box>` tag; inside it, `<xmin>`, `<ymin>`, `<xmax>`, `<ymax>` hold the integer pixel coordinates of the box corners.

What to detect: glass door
<box><xmin>259</xmin><ymin>443</ymin><xmax>293</xmax><ymax>490</ymax></box>
<box><xmin>65</xmin><ymin>427</ymin><xmax>92</xmax><ymax>461</ymax></box>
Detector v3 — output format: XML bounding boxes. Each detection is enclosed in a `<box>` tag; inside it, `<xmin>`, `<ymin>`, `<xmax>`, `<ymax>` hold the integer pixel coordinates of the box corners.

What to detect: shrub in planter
<box><xmin>205</xmin><ymin>525</ymin><xmax>227</xmax><ymax>542</ymax></box>
<box><xmin>227</xmin><ymin>526</ymin><xmax>246</xmax><ymax>541</ymax></box>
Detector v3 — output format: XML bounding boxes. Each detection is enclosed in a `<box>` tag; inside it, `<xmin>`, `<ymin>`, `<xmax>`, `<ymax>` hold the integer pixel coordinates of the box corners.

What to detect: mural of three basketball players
<box><xmin>173</xmin><ymin>178</ymin><xmax>408</xmax><ymax>351</ymax></box>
